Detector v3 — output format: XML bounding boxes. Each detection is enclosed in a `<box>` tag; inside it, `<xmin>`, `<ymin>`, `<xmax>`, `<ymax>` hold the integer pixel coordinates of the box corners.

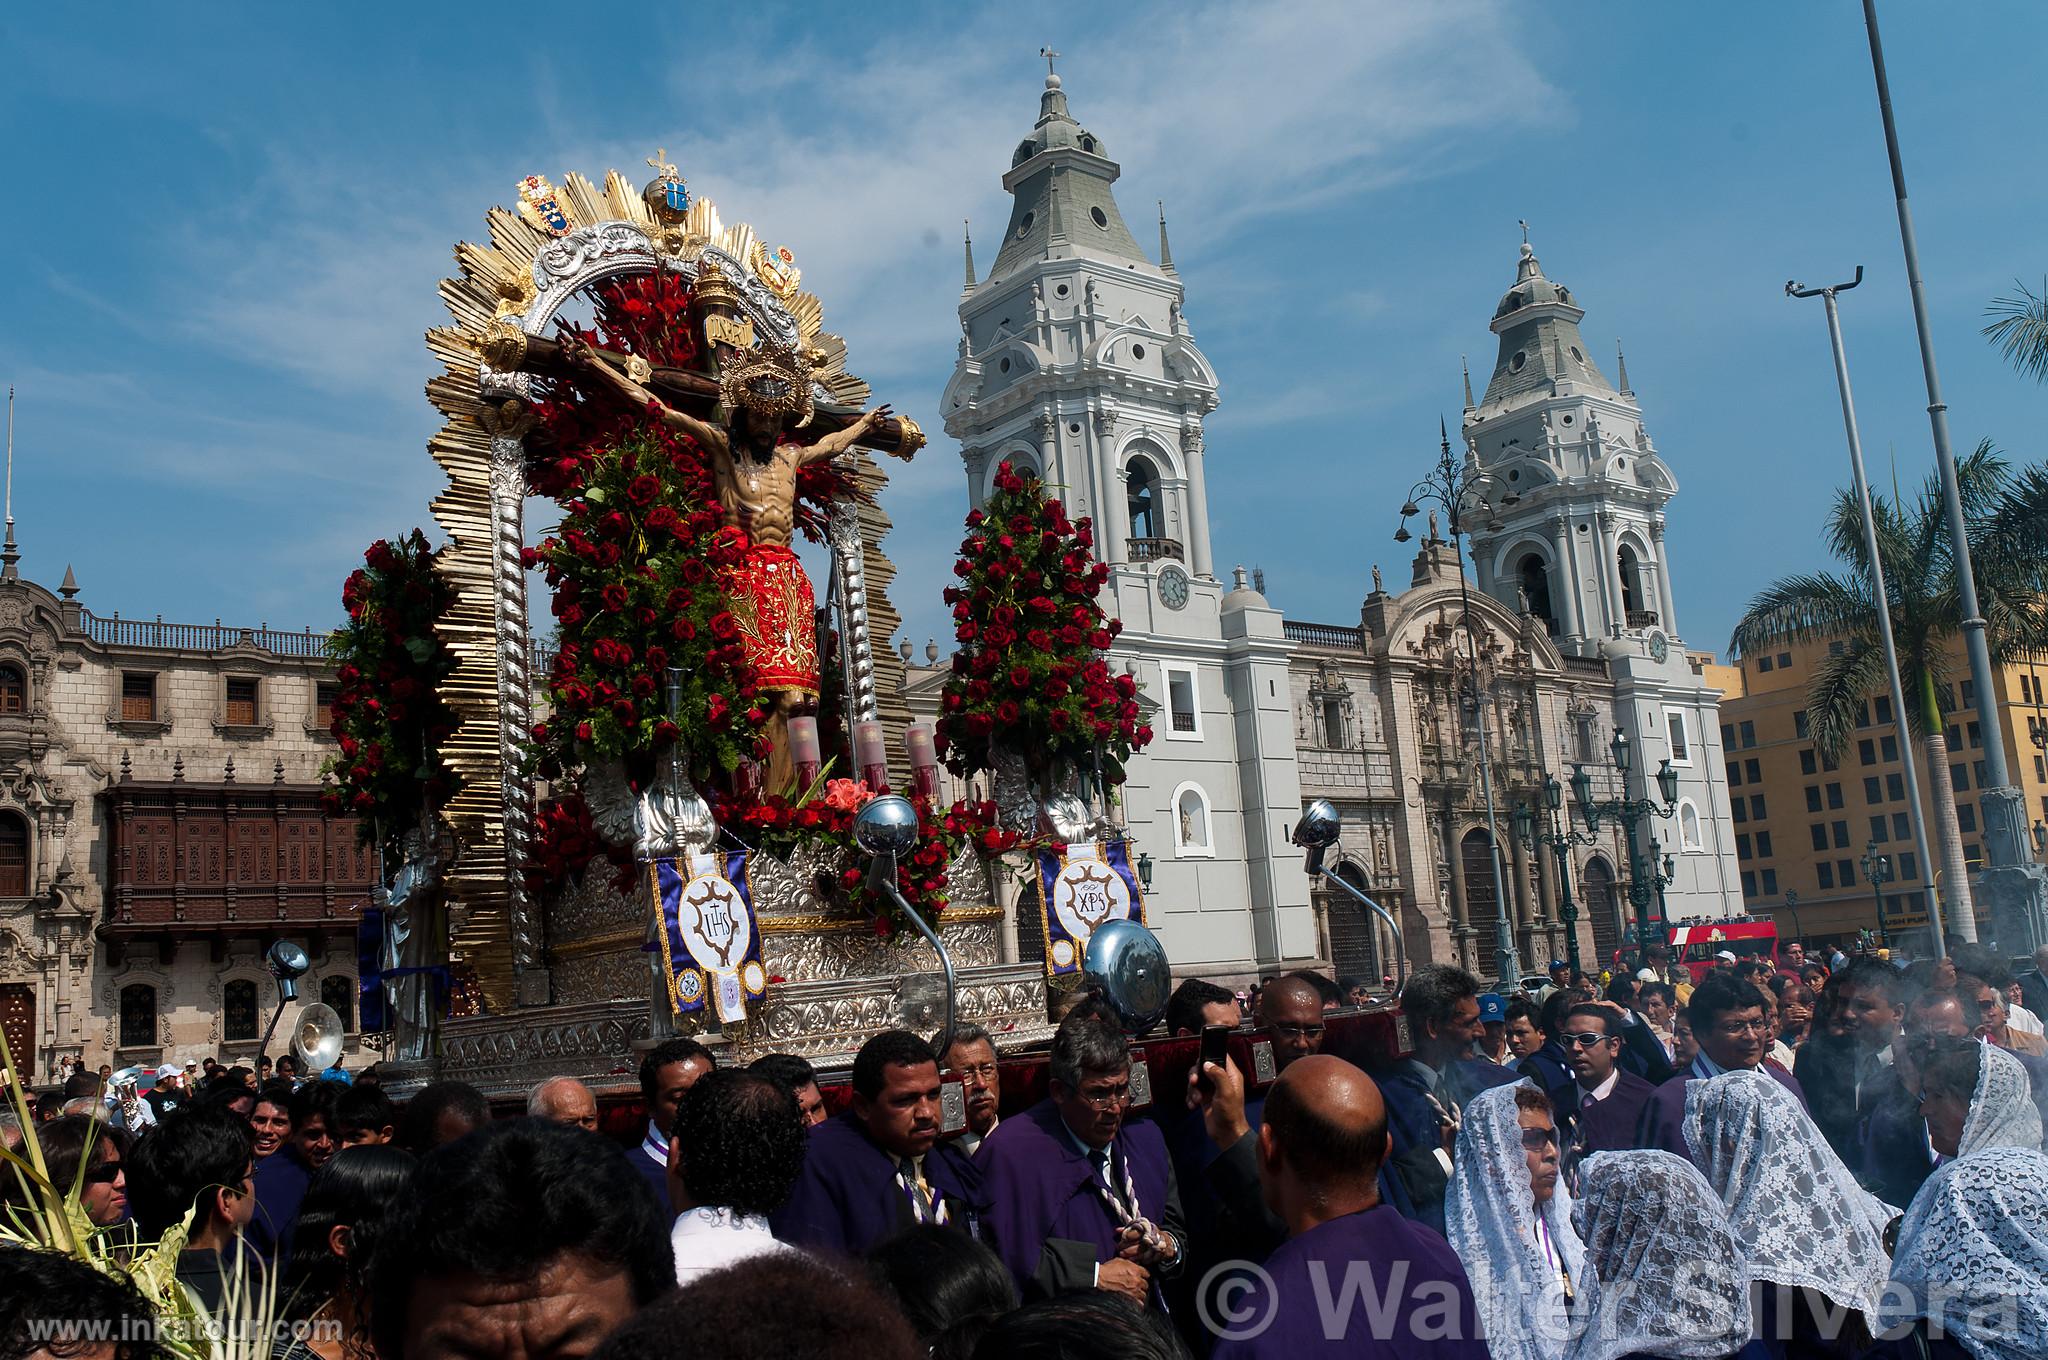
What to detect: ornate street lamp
<box><xmin>1571</xmin><ymin>728</ymin><xmax>1680</xmax><ymax>955</ymax></box>
<box><xmin>1511</xmin><ymin>764</ymin><xmax>1600</xmax><ymax>982</ymax></box>
<box><xmin>1293</xmin><ymin>800</ymin><xmax>1407</xmax><ymax>985</ymax></box>
<box><xmin>1862</xmin><ymin>839</ymin><xmax>1895</xmax><ymax>944</ymax></box>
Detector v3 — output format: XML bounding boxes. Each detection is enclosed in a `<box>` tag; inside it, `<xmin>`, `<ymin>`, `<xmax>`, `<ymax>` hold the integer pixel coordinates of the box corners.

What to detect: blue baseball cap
<box><xmin>1478</xmin><ymin>992</ymin><xmax>1507</xmax><ymax>1023</ymax></box>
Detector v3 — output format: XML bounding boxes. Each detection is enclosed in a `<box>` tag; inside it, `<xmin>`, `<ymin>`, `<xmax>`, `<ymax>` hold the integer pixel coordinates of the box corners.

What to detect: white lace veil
<box><xmin>1445</xmin><ymin>1081</ymin><xmax>1585</xmax><ymax>1360</ymax></box>
<box><xmin>1959</xmin><ymin>1043</ymin><xmax>2044</xmax><ymax>1155</ymax></box>
<box><xmin>1877</xmin><ymin>1148</ymin><xmax>2048</xmax><ymax>1360</ymax></box>
<box><xmin>1560</xmin><ymin>1150</ymin><xmax>1751</xmax><ymax>1360</ymax></box>
<box><xmin>1683</xmin><ymin>1069</ymin><xmax>1894</xmax><ymax>1324</ymax></box>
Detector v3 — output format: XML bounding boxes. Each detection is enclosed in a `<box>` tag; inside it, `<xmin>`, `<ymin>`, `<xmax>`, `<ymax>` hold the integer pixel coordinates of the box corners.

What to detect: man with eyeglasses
<box><xmin>1556</xmin><ymin>1005</ymin><xmax>1654</xmax><ymax>1160</ymax></box>
<box><xmin>941</xmin><ymin>1024</ymin><xmax>1003</xmax><ymax>1157</ymax></box>
<box><xmin>126</xmin><ymin>1105</ymin><xmax>260</xmax><ymax>1312</ymax></box>
<box><xmin>1255</xmin><ymin>975</ymin><xmax>1326</xmax><ymax>1071</ymax></box>
<box><xmin>1636</xmin><ymin>974</ymin><xmax>1807</xmax><ymax>1161</ymax></box>
<box><xmin>980</xmin><ymin>1016</ymin><xmax>1184</xmax><ymax>1308</ymax></box>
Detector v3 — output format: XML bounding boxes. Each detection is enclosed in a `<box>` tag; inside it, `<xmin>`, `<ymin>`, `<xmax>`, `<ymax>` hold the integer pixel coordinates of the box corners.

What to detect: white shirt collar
<box><xmin>669</xmin><ymin>1206</ymin><xmax>788</xmax><ymax>1285</ymax></box>
<box><xmin>1577</xmin><ymin>1068</ymin><xmax>1622</xmax><ymax>1105</ymax></box>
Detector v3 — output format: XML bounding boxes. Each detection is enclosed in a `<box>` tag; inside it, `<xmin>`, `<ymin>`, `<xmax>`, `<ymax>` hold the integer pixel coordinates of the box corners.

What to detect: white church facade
<box><xmin>927</xmin><ymin>72</ymin><xmax>1741</xmax><ymax>986</ymax></box>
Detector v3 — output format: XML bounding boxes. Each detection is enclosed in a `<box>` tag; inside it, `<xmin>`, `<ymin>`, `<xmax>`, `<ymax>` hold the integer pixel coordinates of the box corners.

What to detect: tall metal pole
<box><xmin>1864</xmin><ymin>0</ymin><xmax>2045</xmax><ymax>950</ymax></box>
<box><xmin>1788</xmin><ymin>272</ymin><xmax>1946</xmax><ymax>959</ymax></box>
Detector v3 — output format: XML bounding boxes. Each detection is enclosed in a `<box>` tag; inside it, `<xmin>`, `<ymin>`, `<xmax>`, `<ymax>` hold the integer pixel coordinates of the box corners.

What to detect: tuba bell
<box><xmin>291</xmin><ymin>1002</ymin><xmax>346</xmax><ymax>1074</ymax></box>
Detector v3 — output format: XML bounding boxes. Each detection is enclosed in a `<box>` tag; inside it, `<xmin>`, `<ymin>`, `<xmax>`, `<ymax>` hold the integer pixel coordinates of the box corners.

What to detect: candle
<box><xmin>788</xmin><ymin>716</ymin><xmax>822</xmax><ymax>789</ymax></box>
<box><xmin>853</xmin><ymin>719</ymin><xmax>891</xmax><ymax>792</ymax></box>
<box><xmin>906</xmin><ymin>723</ymin><xmax>940</xmax><ymax>803</ymax></box>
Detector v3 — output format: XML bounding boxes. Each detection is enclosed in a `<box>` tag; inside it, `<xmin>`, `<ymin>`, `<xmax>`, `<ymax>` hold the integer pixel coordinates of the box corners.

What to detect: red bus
<box><xmin>1667</xmin><ymin>920</ymin><xmax>1779</xmax><ymax>983</ymax></box>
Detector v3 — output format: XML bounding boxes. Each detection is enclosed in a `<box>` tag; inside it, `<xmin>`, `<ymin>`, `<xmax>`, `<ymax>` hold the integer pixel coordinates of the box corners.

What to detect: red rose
<box><xmin>710</xmin><ymin>613</ymin><xmax>739</xmax><ymax>641</ymax></box>
<box><xmin>576</xmin><ymin>721</ymin><xmax>594</xmax><ymax>741</ymax></box>
<box><xmin>996</xmin><ymin>700</ymin><xmax>1021</xmax><ymax>724</ymax></box>
<box><xmin>601</xmin><ymin>584</ymin><xmax>629</xmax><ymax>613</ymax></box>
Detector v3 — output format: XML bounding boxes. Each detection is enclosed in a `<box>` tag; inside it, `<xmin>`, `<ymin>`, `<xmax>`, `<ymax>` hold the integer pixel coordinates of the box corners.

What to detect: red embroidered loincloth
<box><xmin>720</xmin><ymin>544</ymin><xmax>819</xmax><ymax>696</ymax></box>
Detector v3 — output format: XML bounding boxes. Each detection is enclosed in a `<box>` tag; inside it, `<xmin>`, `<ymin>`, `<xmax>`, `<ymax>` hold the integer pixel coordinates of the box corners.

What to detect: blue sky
<box><xmin>3</xmin><ymin>1</ymin><xmax>2045</xmax><ymax>660</ymax></box>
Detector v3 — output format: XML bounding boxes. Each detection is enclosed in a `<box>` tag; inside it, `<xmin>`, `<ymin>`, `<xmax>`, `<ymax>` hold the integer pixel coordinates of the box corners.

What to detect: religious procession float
<box><xmin>322</xmin><ymin>157</ymin><xmax>1240</xmax><ymax>1096</ymax></box>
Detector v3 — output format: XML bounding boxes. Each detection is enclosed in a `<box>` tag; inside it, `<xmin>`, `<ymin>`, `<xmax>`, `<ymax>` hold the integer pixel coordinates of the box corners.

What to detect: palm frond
<box><xmin>1984</xmin><ymin>277</ymin><xmax>2048</xmax><ymax>383</ymax></box>
<box><xmin>1807</xmin><ymin>636</ymin><xmax>1889</xmax><ymax>762</ymax></box>
<box><xmin>1728</xmin><ymin>573</ymin><xmax>1874</xmax><ymax>659</ymax></box>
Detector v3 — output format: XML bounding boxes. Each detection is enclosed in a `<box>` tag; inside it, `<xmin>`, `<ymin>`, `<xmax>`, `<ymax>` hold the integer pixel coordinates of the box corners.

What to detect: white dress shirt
<box><xmin>669</xmin><ymin>1205</ymin><xmax>795</xmax><ymax>1284</ymax></box>
<box><xmin>1574</xmin><ymin>1068</ymin><xmax>1621</xmax><ymax>1109</ymax></box>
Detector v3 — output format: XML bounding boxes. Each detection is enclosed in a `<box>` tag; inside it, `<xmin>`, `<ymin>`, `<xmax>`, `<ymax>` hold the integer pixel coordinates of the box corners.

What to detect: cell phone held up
<box><xmin>1197</xmin><ymin>1024</ymin><xmax>1231</xmax><ymax>1095</ymax></box>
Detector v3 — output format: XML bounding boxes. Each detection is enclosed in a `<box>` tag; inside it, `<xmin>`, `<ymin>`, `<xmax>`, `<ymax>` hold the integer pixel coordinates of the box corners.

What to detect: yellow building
<box><xmin>1717</xmin><ymin>634</ymin><xmax>2048</xmax><ymax>947</ymax></box>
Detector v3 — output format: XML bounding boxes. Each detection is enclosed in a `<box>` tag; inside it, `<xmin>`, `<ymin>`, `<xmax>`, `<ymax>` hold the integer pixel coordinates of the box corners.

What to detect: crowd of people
<box><xmin>2</xmin><ymin>939</ymin><xmax>2044</xmax><ymax>1360</ymax></box>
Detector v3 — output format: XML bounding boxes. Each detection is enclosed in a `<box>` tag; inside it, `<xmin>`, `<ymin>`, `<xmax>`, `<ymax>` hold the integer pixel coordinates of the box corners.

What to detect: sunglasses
<box><xmin>1561</xmin><ymin>1033</ymin><xmax>1614</xmax><ymax>1049</ymax></box>
<box><xmin>83</xmin><ymin>1161</ymin><xmax>123</xmax><ymax>1186</ymax></box>
<box><xmin>1520</xmin><ymin>1128</ymin><xmax>1558</xmax><ymax>1151</ymax></box>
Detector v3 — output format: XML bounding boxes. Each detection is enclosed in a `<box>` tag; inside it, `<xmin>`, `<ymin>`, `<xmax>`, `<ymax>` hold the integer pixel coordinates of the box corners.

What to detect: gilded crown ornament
<box><xmin>750</xmin><ymin>241</ymin><xmax>802</xmax><ymax>302</ymax></box>
<box><xmin>718</xmin><ymin>339</ymin><xmax>815</xmax><ymax>428</ymax></box>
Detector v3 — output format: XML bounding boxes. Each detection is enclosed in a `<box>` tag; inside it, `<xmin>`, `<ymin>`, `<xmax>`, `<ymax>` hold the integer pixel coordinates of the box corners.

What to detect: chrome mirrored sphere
<box><xmin>853</xmin><ymin>793</ymin><xmax>922</xmax><ymax>857</ymax></box>
<box><xmin>1039</xmin><ymin>793</ymin><xmax>1093</xmax><ymax>843</ymax></box>
<box><xmin>1082</xmin><ymin>919</ymin><xmax>1171</xmax><ymax>1034</ymax></box>
<box><xmin>1293</xmin><ymin>799</ymin><xmax>1342</xmax><ymax>850</ymax></box>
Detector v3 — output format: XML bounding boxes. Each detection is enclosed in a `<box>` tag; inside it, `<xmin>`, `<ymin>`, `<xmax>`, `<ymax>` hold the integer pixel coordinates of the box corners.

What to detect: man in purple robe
<box><xmin>634</xmin><ymin>1037</ymin><xmax>716</xmax><ymax>1217</ymax></box>
<box><xmin>1636</xmin><ymin>973</ymin><xmax>1806</xmax><ymax>1160</ymax></box>
<box><xmin>1209</xmin><ymin>1055</ymin><xmax>1485</xmax><ymax>1358</ymax></box>
<box><xmin>769</xmin><ymin>1030</ymin><xmax>986</xmax><ymax>1255</ymax></box>
<box><xmin>979</xmin><ymin>1017</ymin><xmax>1186</xmax><ymax>1306</ymax></box>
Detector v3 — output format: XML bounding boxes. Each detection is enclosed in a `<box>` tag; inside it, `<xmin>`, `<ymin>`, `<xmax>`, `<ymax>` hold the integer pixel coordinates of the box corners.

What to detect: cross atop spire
<box><xmin>1040</xmin><ymin>46</ymin><xmax>1060</xmax><ymax>79</ymax></box>
<box><xmin>1519</xmin><ymin>218</ymin><xmax>1530</xmax><ymax>246</ymax></box>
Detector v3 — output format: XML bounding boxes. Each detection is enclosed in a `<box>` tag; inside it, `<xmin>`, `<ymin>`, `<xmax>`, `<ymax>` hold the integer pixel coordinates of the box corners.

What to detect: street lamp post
<box><xmin>1395</xmin><ymin>420</ymin><xmax>1521</xmax><ymax>987</ymax></box>
<box><xmin>1863</xmin><ymin>840</ymin><xmax>1895</xmax><ymax>945</ymax></box>
<box><xmin>1512</xmin><ymin>770</ymin><xmax>1599</xmax><ymax>982</ymax></box>
<box><xmin>1783</xmin><ymin>890</ymin><xmax>1804</xmax><ymax>944</ymax></box>
<box><xmin>1570</xmin><ymin>727</ymin><xmax>1680</xmax><ymax>957</ymax></box>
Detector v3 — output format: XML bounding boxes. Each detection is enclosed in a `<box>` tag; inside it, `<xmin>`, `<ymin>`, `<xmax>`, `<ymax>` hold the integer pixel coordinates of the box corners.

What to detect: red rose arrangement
<box><xmin>321</xmin><ymin>530</ymin><xmax>460</xmax><ymax>859</ymax></box>
<box><xmin>936</xmin><ymin>461</ymin><xmax>1151</xmax><ymax>783</ymax></box>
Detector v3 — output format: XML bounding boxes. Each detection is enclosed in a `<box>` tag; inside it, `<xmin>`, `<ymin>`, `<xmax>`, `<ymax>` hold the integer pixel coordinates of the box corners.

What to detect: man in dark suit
<box><xmin>1637</xmin><ymin>974</ymin><xmax>1806</xmax><ymax>1161</ymax></box>
<box><xmin>1510</xmin><ymin>996</ymin><xmax>1575</xmax><ymax>1110</ymax></box>
<box><xmin>633</xmin><ymin>1037</ymin><xmax>715</xmax><ymax>1217</ymax></box>
<box><xmin>1372</xmin><ymin>963</ymin><xmax>1519</xmax><ymax>1231</ymax></box>
<box><xmin>1852</xmin><ymin>987</ymin><xmax>1971</xmax><ymax>1208</ymax></box>
<box><xmin>1558</xmin><ymin>1004</ymin><xmax>1655</xmax><ymax>1160</ymax></box>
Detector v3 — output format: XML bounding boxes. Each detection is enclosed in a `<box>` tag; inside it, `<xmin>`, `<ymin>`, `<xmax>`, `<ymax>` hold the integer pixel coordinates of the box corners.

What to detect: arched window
<box><xmin>119</xmin><ymin>984</ymin><xmax>156</xmax><ymax>1049</ymax></box>
<box><xmin>0</xmin><ymin>665</ymin><xmax>24</xmax><ymax>715</ymax></box>
<box><xmin>1325</xmin><ymin>860</ymin><xmax>1388</xmax><ymax>982</ymax></box>
<box><xmin>321</xmin><ymin>975</ymin><xmax>355</xmax><ymax>1033</ymax></box>
<box><xmin>988</xmin><ymin>452</ymin><xmax>1038</xmax><ymax>501</ymax></box>
<box><xmin>1678</xmin><ymin>799</ymin><xmax>1704</xmax><ymax>852</ymax></box>
<box><xmin>0</xmin><ymin>814</ymin><xmax>28</xmax><ymax>897</ymax></box>
<box><xmin>1127</xmin><ymin>455</ymin><xmax>1160</xmax><ymax>540</ymax></box>
<box><xmin>1517</xmin><ymin>553</ymin><xmax>1556</xmax><ymax>633</ymax></box>
<box><xmin>1171</xmin><ymin>781</ymin><xmax>1212</xmax><ymax>856</ymax></box>
<box><xmin>1618</xmin><ymin>544</ymin><xmax>1646</xmax><ymax>622</ymax></box>
<box><xmin>1582</xmin><ymin>856</ymin><xmax>1620</xmax><ymax>963</ymax></box>
<box><xmin>223</xmin><ymin>979</ymin><xmax>258</xmax><ymax>1042</ymax></box>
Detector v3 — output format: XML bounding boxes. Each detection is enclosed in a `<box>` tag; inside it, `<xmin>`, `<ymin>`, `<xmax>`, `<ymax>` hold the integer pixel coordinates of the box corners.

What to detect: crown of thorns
<box><xmin>719</xmin><ymin>341</ymin><xmax>814</xmax><ymax>427</ymax></box>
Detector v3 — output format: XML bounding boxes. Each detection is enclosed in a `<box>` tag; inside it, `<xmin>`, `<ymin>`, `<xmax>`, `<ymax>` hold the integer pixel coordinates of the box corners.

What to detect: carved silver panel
<box><xmin>387</xmin><ymin>1000</ymin><xmax>654</xmax><ymax>1098</ymax></box>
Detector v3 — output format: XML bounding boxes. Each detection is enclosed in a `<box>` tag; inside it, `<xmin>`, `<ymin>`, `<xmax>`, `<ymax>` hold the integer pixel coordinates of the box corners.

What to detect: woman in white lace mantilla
<box><xmin>1916</xmin><ymin>1038</ymin><xmax>2043</xmax><ymax>1161</ymax></box>
<box><xmin>1445</xmin><ymin>1081</ymin><xmax>1583</xmax><ymax>1360</ymax></box>
<box><xmin>1869</xmin><ymin>1148</ymin><xmax>2048</xmax><ymax>1360</ymax></box>
<box><xmin>1684</xmin><ymin>1068</ymin><xmax>1895</xmax><ymax>1354</ymax></box>
<box><xmin>1560</xmin><ymin>1150</ymin><xmax>1754</xmax><ymax>1360</ymax></box>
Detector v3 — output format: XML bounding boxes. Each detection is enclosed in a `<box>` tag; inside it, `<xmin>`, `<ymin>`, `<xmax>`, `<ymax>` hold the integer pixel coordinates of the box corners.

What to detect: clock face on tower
<box><xmin>1157</xmin><ymin>564</ymin><xmax>1191</xmax><ymax>611</ymax></box>
<box><xmin>1648</xmin><ymin>631</ymin><xmax>1670</xmax><ymax>663</ymax></box>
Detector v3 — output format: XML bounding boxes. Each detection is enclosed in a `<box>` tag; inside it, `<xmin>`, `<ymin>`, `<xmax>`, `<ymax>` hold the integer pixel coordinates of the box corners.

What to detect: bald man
<box><xmin>526</xmin><ymin>1076</ymin><xmax>599</xmax><ymax>1132</ymax></box>
<box><xmin>1209</xmin><ymin>1056</ymin><xmax>1484</xmax><ymax>1358</ymax></box>
<box><xmin>1256</xmin><ymin>977</ymin><xmax>1326</xmax><ymax>1070</ymax></box>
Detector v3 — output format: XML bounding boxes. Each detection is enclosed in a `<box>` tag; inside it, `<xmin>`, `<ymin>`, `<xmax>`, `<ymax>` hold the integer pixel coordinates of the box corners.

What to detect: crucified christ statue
<box><xmin>560</xmin><ymin>330</ymin><xmax>909</xmax><ymax>790</ymax></box>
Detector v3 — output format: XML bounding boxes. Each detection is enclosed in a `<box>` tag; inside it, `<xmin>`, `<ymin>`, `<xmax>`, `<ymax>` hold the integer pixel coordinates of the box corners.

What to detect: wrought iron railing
<box><xmin>1284</xmin><ymin>620</ymin><xmax>1365</xmax><ymax>651</ymax></box>
<box><xmin>1128</xmin><ymin>537</ymin><xmax>1185</xmax><ymax>563</ymax></box>
<box><xmin>83</xmin><ymin>612</ymin><xmax>331</xmax><ymax>658</ymax></box>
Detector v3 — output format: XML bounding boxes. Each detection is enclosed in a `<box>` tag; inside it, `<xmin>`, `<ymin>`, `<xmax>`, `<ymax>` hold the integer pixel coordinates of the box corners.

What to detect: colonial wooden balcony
<box><xmin>1128</xmin><ymin>537</ymin><xmax>1184</xmax><ymax>564</ymax></box>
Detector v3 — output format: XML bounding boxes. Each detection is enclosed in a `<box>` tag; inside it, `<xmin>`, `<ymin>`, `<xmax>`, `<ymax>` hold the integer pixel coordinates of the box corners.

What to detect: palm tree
<box><xmin>1729</xmin><ymin>444</ymin><xmax>2048</xmax><ymax>943</ymax></box>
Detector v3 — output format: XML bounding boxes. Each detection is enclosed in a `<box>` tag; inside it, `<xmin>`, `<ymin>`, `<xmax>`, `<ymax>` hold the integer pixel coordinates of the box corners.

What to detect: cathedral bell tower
<box><xmin>1462</xmin><ymin>236</ymin><xmax>1742</xmax><ymax>918</ymax></box>
<box><xmin>942</xmin><ymin>67</ymin><xmax>1312</xmax><ymax>976</ymax></box>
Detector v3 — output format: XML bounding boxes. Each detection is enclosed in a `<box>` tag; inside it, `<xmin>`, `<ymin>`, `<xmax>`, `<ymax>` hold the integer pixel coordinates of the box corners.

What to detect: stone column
<box><xmin>1508</xmin><ymin>820</ymin><xmax>1537</xmax><ymax>963</ymax></box>
<box><xmin>1550</xmin><ymin>515</ymin><xmax>1583</xmax><ymax>639</ymax></box>
<box><xmin>1182</xmin><ymin>427</ymin><xmax>1214</xmax><ymax>579</ymax></box>
<box><xmin>1650</xmin><ymin>519</ymin><xmax>1678</xmax><ymax>638</ymax></box>
<box><xmin>1442</xmin><ymin>806</ymin><xmax>1470</xmax><ymax>961</ymax></box>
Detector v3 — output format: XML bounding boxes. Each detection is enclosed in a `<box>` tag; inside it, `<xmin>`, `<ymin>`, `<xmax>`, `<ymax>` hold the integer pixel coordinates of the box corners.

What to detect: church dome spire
<box><xmin>1478</xmin><ymin>232</ymin><xmax>1615</xmax><ymax>409</ymax></box>
<box><xmin>986</xmin><ymin>64</ymin><xmax>1155</xmax><ymax>285</ymax></box>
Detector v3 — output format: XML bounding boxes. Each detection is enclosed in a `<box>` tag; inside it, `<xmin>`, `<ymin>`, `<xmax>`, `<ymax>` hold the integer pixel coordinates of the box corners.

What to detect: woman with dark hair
<box><xmin>28</xmin><ymin>1114</ymin><xmax>132</xmax><ymax>1228</ymax></box>
<box><xmin>867</xmin><ymin>1225</ymin><xmax>1018</xmax><ymax>1360</ymax></box>
<box><xmin>275</xmin><ymin>1144</ymin><xmax>416</xmax><ymax>1359</ymax></box>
